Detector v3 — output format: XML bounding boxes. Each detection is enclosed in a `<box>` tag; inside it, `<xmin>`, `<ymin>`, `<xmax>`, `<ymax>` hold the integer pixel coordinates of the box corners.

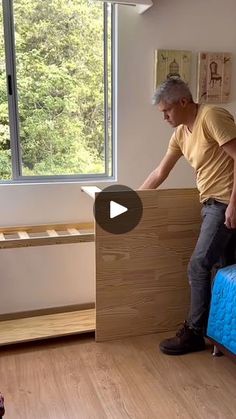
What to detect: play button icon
<box><xmin>94</xmin><ymin>184</ymin><xmax>143</xmax><ymax>234</ymax></box>
<box><xmin>110</xmin><ymin>201</ymin><xmax>128</xmax><ymax>219</ymax></box>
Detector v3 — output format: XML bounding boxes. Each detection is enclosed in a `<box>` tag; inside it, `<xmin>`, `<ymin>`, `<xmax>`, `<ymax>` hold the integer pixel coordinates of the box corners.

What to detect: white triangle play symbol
<box><xmin>110</xmin><ymin>200</ymin><xmax>128</xmax><ymax>219</ymax></box>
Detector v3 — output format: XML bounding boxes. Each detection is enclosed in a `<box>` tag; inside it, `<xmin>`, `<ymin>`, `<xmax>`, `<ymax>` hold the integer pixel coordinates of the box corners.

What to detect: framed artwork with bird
<box><xmin>154</xmin><ymin>49</ymin><xmax>191</xmax><ymax>90</ymax></box>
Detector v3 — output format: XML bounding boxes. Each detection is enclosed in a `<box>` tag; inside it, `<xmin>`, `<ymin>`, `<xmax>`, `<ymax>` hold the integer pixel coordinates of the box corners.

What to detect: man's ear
<box><xmin>179</xmin><ymin>97</ymin><xmax>188</xmax><ymax>108</ymax></box>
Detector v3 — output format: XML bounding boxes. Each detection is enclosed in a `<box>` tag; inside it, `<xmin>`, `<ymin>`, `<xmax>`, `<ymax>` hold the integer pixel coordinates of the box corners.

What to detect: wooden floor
<box><xmin>0</xmin><ymin>333</ymin><xmax>235</xmax><ymax>419</ymax></box>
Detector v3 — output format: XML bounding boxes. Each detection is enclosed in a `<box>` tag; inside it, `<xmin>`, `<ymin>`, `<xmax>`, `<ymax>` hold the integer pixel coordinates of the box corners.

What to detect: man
<box><xmin>140</xmin><ymin>78</ymin><xmax>236</xmax><ymax>355</ymax></box>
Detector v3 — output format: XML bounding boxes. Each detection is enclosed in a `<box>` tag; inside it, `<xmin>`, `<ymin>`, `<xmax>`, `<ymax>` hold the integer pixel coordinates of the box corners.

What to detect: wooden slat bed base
<box><xmin>0</xmin><ymin>222</ymin><xmax>94</xmax><ymax>249</ymax></box>
<box><xmin>0</xmin><ymin>233</ymin><xmax>5</xmax><ymax>240</ymax></box>
<box><xmin>18</xmin><ymin>231</ymin><xmax>30</xmax><ymax>239</ymax></box>
<box><xmin>0</xmin><ymin>222</ymin><xmax>94</xmax><ymax>234</ymax></box>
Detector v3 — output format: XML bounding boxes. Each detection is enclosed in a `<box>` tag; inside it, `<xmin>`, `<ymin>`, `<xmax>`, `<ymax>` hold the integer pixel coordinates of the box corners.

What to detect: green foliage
<box><xmin>0</xmin><ymin>0</ymin><xmax>111</xmax><ymax>178</ymax></box>
<box><xmin>0</xmin><ymin>6</ymin><xmax>11</xmax><ymax>179</ymax></box>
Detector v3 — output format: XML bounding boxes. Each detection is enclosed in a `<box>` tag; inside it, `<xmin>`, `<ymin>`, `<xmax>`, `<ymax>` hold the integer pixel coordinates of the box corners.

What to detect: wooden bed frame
<box><xmin>0</xmin><ymin>188</ymin><xmax>201</xmax><ymax>346</ymax></box>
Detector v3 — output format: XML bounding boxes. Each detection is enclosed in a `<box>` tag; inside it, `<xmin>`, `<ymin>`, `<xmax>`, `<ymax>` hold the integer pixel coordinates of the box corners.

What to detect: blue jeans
<box><xmin>187</xmin><ymin>199</ymin><xmax>236</xmax><ymax>334</ymax></box>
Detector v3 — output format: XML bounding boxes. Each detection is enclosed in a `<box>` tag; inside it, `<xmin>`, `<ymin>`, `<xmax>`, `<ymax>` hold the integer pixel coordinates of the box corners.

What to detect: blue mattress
<box><xmin>207</xmin><ymin>265</ymin><xmax>236</xmax><ymax>355</ymax></box>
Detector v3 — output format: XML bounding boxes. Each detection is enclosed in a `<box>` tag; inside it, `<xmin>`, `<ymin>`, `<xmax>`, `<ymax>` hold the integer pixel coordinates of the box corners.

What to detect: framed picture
<box><xmin>197</xmin><ymin>52</ymin><xmax>232</xmax><ymax>103</ymax></box>
<box><xmin>154</xmin><ymin>49</ymin><xmax>191</xmax><ymax>89</ymax></box>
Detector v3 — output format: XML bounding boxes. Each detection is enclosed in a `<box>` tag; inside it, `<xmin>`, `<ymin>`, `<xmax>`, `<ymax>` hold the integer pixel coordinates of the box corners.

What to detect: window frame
<box><xmin>1</xmin><ymin>0</ymin><xmax>116</xmax><ymax>184</ymax></box>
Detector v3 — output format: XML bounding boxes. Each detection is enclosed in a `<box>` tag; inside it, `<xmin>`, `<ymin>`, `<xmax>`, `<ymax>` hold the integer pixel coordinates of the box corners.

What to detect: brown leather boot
<box><xmin>159</xmin><ymin>322</ymin><xmax>206</xmax><ymax>355</ymax></box>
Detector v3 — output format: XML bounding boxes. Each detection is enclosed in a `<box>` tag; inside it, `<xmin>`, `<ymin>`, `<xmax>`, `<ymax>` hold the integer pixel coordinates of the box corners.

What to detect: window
<box><xmin>0</xmin><ymin>0</ymin><xmax>114</xmax><ymax>182</ymax></box>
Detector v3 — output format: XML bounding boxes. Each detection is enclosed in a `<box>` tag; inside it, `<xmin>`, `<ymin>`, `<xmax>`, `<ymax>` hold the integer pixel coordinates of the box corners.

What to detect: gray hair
<box><xmin>152</xmin><ymin>78</ymin><xmax>193</xmax><ymax>105</ymax></box>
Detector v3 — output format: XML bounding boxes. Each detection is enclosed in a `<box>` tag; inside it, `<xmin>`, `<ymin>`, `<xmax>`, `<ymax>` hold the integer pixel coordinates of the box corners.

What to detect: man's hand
<box><xmin>225</xmin><ymin>202</ymin><xmax>236</xmax><ymax>229</ymax></box>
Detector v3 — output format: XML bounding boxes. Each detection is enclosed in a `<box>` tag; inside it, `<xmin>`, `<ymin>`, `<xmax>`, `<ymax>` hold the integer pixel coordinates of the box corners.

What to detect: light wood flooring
<box><xmin>0</xmin><ymin>332</ymin><xmax>235</xmax><ymax>419</ymax></box>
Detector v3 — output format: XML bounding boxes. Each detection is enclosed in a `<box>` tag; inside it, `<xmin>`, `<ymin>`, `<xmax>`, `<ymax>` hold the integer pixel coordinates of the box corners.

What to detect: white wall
<box><xmin>117</xmin><ymin>0</ymin><xmax>236</xmax><ymax>188</ymax></box>
<box><xmin>0</xmin><ymin>0</ymin><xmax>236</xmax><ymax>314</ymax></box>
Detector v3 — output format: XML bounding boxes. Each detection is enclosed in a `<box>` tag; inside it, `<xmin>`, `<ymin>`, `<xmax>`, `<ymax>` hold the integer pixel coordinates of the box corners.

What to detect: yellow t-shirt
<box><xmin>168</xmin><ymin>105</ymin><xmax>236</xmax><ymax>203</ymax></box>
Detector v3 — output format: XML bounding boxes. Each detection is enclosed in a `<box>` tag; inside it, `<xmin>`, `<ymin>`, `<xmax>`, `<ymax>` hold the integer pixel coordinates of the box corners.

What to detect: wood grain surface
<box><xmin>96</xmin><ymin>188</ymin><xmax>201</xmax><ymax>341</ymax></box>
<box><xmin>0</xmin><ymin>309</ymin><xmax>95</xmax><ymax>346</ymax></box>
<box><xmin>0</xmin><ymin>333</ymin><xmax>235</xmax><ymax>419</ymax></box>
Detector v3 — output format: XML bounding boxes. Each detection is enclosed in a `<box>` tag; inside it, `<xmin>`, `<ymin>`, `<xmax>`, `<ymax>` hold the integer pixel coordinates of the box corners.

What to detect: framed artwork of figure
<box><xmin>197</xmin><ymin>52</ymin><xmax>232</xmax><ymax>103</ymax></box>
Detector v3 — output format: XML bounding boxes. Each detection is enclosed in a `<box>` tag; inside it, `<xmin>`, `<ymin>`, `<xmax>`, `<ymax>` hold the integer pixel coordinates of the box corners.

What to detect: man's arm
<box><xmin>139</xmin><ymin>150</ymin><xmax>181</xmax><ymax>189</ymax></box>
<box><xmin>222</xmin><ymin>138</ymin><xmax>236</xmax><ymax>229</ymax></box>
